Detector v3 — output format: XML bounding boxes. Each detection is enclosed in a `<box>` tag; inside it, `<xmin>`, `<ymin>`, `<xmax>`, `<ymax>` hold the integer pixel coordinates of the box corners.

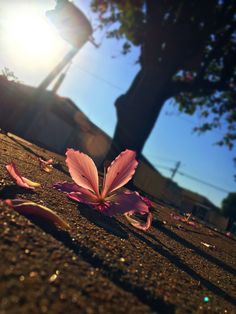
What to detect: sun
<box><xmin>1</xmin><ymin>3</ymin><xmax>68</xmax><ymax>69</ymax></box>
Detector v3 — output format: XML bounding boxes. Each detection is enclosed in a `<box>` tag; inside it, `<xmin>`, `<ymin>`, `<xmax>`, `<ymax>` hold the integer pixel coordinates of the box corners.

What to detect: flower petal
<box><xmin>6</xmin><ymin>163</ymin><xmax>40</xmax><ymax>189</ymax></box>
<box><xmin>22</xmin><ymin>177</ymin><xmax>41</xmax><ymax>188</ymax></box>
<box><xmin>54</xmin><ymin>181</ymin><xmax>99</xmax><ymax>203</ymax></box>
<box><xmin>102</xmin><ymin>150</ymin><xmax>138</xmax><ymax>197</ymax></box>
<box><xmin>187</xmin><ymin>221</ymin><xmax>196</xmax><ymax>227</ymax></box>
<box><xmin>66</xmin><ymin>149</ymin><xmax>99</xmax><ymax>196</ymax></box>
<box><xmin>105</xmin><ymin>190</ymin><xmax>152</xmax><ymax>231</ymax></box>
<box><xmin>53</xmin><ymin>181</ymin><xmax>82</xmax><ymax>193</ymax></box>
<box><xmin>67</xmin><ymin>192</ymin><xmax>99</xmax><ymax>205</ymax></box>
<box><xmin>5</xmin><ymin>199</ymin><xmax>70</xmax><ymax>230</ymax></box>
<box><xmin>104</xmin><ymin>190</ymin><xmax>150</xmax><ymax>216</ymax></box>
<box><xmin>39</xmin><ymin>158</ymin><xmax>53</xmax><ymax>172</ymax></box>
<box><xmin>170</xmin><ymin>213</ymin><xmax>197</xmax><ymax>227</ymax></box>
<box><xmin>124</xmin><ymin>211</ymin><xmax>153</xmax><ymax>231</ymax></box>
<box><xmin>170</xmin><ymin>213</ymin><xmax>181</xmax><ymax>221</ymax></box>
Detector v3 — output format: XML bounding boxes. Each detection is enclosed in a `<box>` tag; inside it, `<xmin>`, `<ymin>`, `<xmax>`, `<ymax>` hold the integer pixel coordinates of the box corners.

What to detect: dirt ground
<box><xmin>0</xmin><ymin>132</ymin><xmax>235</xmax><ymax>314</ymax></box>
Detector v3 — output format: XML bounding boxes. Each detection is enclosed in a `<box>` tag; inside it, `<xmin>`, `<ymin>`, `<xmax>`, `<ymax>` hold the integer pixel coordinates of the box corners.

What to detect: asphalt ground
<box><xmin>0</xmin><ymin>132</ymin><xmax>235</xmax><ymax>313</ymax></box>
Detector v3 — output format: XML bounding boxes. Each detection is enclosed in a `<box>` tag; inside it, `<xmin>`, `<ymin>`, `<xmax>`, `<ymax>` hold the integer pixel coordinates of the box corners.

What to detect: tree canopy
<box><xmin>91</xmin><ymin>0</ymin><xmax>236</xmax><ymax>153</ymax></box>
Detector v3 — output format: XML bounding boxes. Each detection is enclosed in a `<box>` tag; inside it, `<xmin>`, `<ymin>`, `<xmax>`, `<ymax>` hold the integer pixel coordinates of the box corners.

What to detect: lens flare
<box><xmin>1</xmin><ymin>4</ymin><xmax>68</xmax><ymax>69</ymax></box>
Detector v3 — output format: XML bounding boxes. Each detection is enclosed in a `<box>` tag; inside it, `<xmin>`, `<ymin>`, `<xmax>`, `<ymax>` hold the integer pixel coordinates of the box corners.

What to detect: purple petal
<box><xmin>103</xmin><ymin>190</ymin><xmax>152</xmax><ymax>231</ymax></box>
<box><xmin>54</xmin><ymin>181</ymin><xmax>100</xmax><ymax>205</ymax></box>
<box><xmin>54</xmin><ymin>181</ymin><xmax>82</xmax><ymax>193</ymax></box>
<box><xmin>141</xmin><ymin>196</ymin><xmax>153</xmax><ymax>207</ymax></box>
<box><xmin>67</xmin><ymin>192</ymin><xmax>110</xmax><ymax>213</ymax></box>
<box><xmin>67</xmin><ymin>191</ymin><xmax>99</xmax><ymax>204</ymax></box>
<box><xmin>104</xmin><ymin>190</ymin><xmax>150</xmax><ymax>216</ymax></box>
<box><xmin>124</xmin><ymin>211</ymin><xmax>153</xmax><ymax>231</ymax></box>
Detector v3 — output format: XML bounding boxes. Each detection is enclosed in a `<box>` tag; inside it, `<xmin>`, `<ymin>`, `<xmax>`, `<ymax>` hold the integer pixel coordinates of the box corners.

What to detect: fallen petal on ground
<box><xmin>6</xmin><ymin>163</ymin><xmax>40</xmax><ymax>189</ymax></box>
<box><xmin>4</xmin><ymin>199</ymin><xmax>70</xmax><ymax>230</ymax></box>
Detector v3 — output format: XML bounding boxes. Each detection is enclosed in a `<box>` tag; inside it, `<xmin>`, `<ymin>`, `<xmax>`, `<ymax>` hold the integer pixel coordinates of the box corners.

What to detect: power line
<box><xmin>154</xmin><ymin>163</ymin><xmax>230</xmax><ymax>193</ymax></box>
<box><xmin>165</xmin><ymin>110</ymin><xmax>224</xmax><ymax>136</ymax></box>
<box><xmin>178</xmin><ymin>171</ymin><xmax>231</xmax><ymax>193</ymax></box>
<box><xmin>75</xmin><ymin>64</ymin><xmax>123</xmax><ymax>91</ymax></box>
<box><xmin>153</xmin><ymin>164</ymin><xmax>172</xmax><ymax>171</ymax></box>
<box><xmin>145</xmin><ymin>153</ymin><xmax>179</xmax><ymax>163</ymax></box>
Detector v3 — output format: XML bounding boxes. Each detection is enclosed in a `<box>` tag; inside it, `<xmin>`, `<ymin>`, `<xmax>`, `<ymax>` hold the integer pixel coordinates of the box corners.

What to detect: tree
<box><xmin>90</xmin><ymin>0</ymin><xmax>236</xmax><ymax>162</ymax></box>
<box><xmin>1</xmin><ymin>67</ymin><xmax>20</xmax><ymax>83</ymax></box>
<box><xmin>222</xmin><ymin>192</ymin><xmax>236</xmax><ymax>221</ymax></box>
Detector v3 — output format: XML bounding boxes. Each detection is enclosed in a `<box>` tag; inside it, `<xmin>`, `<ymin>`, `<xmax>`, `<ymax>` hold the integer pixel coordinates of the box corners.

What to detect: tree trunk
<box><xmin>105</xmin><ymin>0</ymin><xmax>199</xmax><ymax>163</ymax></box>
<box><xmin>106</xmin><ymin>66</ymin><xmax>173</xmax><ymax>161</ymax></box>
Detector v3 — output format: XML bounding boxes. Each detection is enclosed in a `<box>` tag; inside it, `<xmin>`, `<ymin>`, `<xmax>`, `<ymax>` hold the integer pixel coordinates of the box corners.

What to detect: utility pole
<box><xmin>160</xmin><ymin>160</ymin><xmax>181</xmax><ymax>203</ymax></box>
<box><xmin>170</xmin><ymin>161</ymin><xmax>181</xmax><ymax>180</ymax></box>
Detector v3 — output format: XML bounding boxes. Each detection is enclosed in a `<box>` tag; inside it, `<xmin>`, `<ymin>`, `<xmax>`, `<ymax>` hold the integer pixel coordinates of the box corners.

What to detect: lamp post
<box><xmin>38</xmin><ymin>0</ymin><xmax>93</xmax><ymax>91</ymax></box>
<box><xmin>16</xmin><ymin>0</ymin><xmax>93</xmax><ymax>137</ymax></box>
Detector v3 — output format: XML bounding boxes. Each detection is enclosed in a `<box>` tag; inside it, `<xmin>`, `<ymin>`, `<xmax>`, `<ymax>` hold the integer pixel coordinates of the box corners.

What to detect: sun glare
<box><xmin>2</xmin><ymin>4</ymin><xmax>67</xmax><ymax>69</ymax></box>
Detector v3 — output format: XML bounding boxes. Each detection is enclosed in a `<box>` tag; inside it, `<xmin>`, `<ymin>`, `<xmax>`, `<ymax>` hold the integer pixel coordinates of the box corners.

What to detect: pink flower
<box><xmin>4</xmin><ymin>199</ymin><xmax>70</xmax><ymax>230</ymax></box>
<box><xmin>6</xmin><ymin>162</ymin><xmax>41</xmax><ymax>189</ymax></box>
<box><xmin>54</xmin><ymin>149</ymin><xmax>152</xmax><ymax>231</ymax></box>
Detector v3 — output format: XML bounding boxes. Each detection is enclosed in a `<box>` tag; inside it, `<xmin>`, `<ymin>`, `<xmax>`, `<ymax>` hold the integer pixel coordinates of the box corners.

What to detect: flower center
<box><xmin>94</xmin><ymin>197</ymin><xmax>110</xmax><ymax>212</ymax></box>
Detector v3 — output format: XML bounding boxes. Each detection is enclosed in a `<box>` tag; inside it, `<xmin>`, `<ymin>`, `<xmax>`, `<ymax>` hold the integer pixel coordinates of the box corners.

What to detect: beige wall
<box><xmin>206</xmin><ymin>211</ymin><xmax>229</xmax><ymax>230</ymax></box>
<box><xmin>134</xmin><ymin>162</ymin><xmax>182</xmax><ymax>206</ymax></box>
<box><xmin>134</xmin><ymin>162</ymin><xmax>167</xmax><ymax>198</ymax></box>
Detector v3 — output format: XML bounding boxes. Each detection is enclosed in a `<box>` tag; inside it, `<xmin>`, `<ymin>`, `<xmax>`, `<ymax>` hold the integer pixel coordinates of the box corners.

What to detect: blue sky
<box><xmin>0</xmin><ymin>0</ymin><xmax>235</xmax><ymax>207</ymax></box>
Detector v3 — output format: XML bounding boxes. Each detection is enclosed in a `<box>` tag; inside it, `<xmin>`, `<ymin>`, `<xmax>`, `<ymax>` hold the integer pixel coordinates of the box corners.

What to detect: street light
<box><xmin>16</xmin><ymin>0</ymin><xmax>93</xmax><ymax>136</ymax></box>
<box><xmin>38</xmin><ymin>0</ymin><xmax>93</xmax><ymax>91</ymax></box>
